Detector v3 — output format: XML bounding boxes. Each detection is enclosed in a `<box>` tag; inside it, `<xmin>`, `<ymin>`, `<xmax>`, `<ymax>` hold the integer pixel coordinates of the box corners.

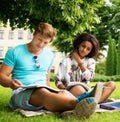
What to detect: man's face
<box><xmin>32</xmin><ymin>32</ymin><xmax>51</xmax><ymax>51</ymax></box>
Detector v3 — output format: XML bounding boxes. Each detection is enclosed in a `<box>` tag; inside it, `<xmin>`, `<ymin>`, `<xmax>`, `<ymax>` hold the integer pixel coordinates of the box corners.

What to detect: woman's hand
<box><xmin>72</xmin><ymin>51</ymin><xmax>86</xmax><ymax>72</ymax></box>
<box><xmin>72</xmin><ymin>51</ymin><xmax>82</xmax><ymax>64</ymax></box>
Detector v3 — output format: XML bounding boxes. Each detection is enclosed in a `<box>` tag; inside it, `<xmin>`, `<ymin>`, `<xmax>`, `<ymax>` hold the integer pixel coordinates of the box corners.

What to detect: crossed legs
<box><xmin>29</xmin><ymin>87</ymin><xmax>97</xmax><ymax>119</ymax></box>
<box><xmin>29</xmin><ymin>81</ymin><xmax>116</xmax><ymax>113</ymax></box>
<box><xmin>68</xmin><ymin>81</ymin><xmax>116</xmax><ymax>103</ymax></box>
<box><xmin>29</xmin><ymin>88</ymin><xmax>77</xmax><ymax>112</ymax></box>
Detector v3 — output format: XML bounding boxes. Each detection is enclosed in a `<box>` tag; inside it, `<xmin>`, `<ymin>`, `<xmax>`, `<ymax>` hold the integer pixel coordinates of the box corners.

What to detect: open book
<box><xmin>21</xmin><ymin>84</ymin><xmax>59</xmax><ymax>93</ymax></box>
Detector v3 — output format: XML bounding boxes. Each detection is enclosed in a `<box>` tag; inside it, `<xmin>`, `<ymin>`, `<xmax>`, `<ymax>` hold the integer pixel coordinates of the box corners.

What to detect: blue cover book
<box><xmin>100</xmin><ymin>101</ymin><xmax>120</xmax><ymax>110</ymax></box>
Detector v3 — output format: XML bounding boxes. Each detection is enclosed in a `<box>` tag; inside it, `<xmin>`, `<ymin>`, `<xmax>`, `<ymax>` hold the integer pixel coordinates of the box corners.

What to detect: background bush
<box><xmin>95</xmin><ymin>62</ymin><xmax>105</xmax><ymax>75</ymax></box>
<box><xmin>92</xmin><ymin>73</ymin><xmax>120</xmax><ymax>82</ymax></box>
<box><xmin>50</xmin><ymin>72</ymin><xmax>56</xmax><ymax>82</ymax></box>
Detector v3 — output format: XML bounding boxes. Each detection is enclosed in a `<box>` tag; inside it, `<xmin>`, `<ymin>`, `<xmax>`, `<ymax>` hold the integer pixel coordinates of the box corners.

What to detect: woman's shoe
<box><xmin>76</xmin><ymin>82</ymin><xmax>103</xmax><ymax>103</ymax></box>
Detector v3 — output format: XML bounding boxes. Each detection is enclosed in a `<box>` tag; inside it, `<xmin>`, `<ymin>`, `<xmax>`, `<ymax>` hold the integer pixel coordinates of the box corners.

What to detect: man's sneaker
<box><xmin>61</xmin><ymin>97</ymin><xmax>97</xmax><ymax>119</ymax></box>
<box><xmin>89</xmin><ymin>82</ymin><xmax>103</xmax><ymax>103</ymax></box>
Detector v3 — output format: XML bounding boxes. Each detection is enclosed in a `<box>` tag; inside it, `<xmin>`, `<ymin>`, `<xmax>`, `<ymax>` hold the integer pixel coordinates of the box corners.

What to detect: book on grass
<box><xmin>100</xmin><ymin>101</ymin><xmax>120</xmax><ymax>110</ymax></box>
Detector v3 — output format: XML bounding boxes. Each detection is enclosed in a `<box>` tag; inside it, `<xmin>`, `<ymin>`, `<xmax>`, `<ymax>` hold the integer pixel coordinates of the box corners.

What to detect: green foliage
<box><xmin>105</xmin><ymin>36</ymin><xmax>116</xmax><ymax>76</ymax></box>
<box><xmin>116</xmin><ymin>34</ymin><xmax>120</xmax><ymax>75</ymax></box>
<box><xmin>0</xmin><ymin>0</ymin><xmax>105</xmax><ymax>53</ymax></box>
<box><xmin>105</xmin><ymin>33</ymin><xmax>120</xmax><ymax>76</ymax></box>
<box><xmin>91</xmin><ymin>1</ymin><xmax>120</xmax><ymax>51</ymax></box>
<box><xmin>95</xmin><ymin>62</ymin><xmax>105</xmax><ymax>75</ymax></box>
<box><xmin>0</xmin><ymin>0</ymin><xmax>120</xmax><ymax>54</ymax></box>
<box><xmin>110</xmin><ymin>0</ymin><xmax>120</xmax><ymax>4</ymax></box>
<box><xmin>50</xmin><ymin>72</ymin><xmax>56</xmax><ymax>82</ymax></box>
<box><xmin>92</xmin><ymin>73</ymin><xmax>120</xmax><ymax>82</ymax></box>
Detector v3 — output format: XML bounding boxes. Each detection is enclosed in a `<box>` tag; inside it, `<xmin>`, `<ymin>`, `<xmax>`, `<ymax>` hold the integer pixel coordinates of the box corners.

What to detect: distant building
<box><xmin>0</xmin><ymin>23</ymin><xmax>32</xmax><ymax>58</ymax></box>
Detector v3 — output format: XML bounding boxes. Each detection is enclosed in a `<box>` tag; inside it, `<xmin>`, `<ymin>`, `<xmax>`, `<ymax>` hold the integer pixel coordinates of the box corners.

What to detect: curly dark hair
<box><xmin>73</xmin><ymin>33</ymin><xmax>99</xmax><ymax>59</ymax></box>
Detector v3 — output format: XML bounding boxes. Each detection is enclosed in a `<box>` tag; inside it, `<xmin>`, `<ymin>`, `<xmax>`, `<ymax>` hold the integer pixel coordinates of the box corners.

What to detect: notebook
<box><xmin>100</xmin><ymin>101</ymin><xmax>120</xmax><ymax>110</ymax></box>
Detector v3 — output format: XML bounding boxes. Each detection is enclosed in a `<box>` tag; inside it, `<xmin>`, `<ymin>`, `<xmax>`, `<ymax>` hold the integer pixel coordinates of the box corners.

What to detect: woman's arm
<box><xmin>72</xmin><ymin>51</ymin><xmax>96</xmax><ymax>81</ymax></box>
<box><xmin>72</xmin><ymin>51</ymin><xmax>87</xmax><ymax>72</ymax></box>
<box><xmin>55</xmin><ymin>59</ymin><xmax>69</xmax><ymax>89</ymax></box>
<box><xmin>82</xmin><ymin>59</ymin><xmax>96</xmax><ymax>81</ymax></box>
<box><xmin>57</xmin><ymin>83</ymin><xmax>65</xmax><ymax>89</ymax></box>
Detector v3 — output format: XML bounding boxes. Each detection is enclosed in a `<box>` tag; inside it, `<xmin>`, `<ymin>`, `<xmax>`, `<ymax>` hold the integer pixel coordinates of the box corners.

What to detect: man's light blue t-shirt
<box><xmin>4</xmin><ymin>44</ymin><xmax>54</xmax><ymax>86</ymax></box>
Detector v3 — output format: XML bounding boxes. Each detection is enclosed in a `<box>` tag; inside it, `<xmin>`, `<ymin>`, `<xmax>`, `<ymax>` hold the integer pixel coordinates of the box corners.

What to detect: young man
<box><xmin>0</xmin><ymin>22</ymin><xmax>102</xmax><ymax>119</ymax></box>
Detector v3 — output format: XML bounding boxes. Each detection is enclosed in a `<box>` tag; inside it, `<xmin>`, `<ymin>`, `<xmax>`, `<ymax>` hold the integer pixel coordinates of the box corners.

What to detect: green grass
<box><xmin>0</xmin><ymin>82</ymin><xmax>120</xmax><ymax>122</ymax></box>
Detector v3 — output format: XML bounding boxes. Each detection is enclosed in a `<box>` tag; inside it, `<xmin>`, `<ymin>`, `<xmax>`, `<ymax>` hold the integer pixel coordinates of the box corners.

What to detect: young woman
<box><xmin>56</xmin><ymin>33</ymin><xmax>116</xmax><ymax>103</ymax></box>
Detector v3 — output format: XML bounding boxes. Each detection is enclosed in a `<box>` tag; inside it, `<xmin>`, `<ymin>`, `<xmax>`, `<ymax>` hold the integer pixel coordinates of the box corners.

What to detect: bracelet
<box><xmin>78</xmin><ymin>62</ymin><xmax>84</xmax><ymax>66</ymax></box>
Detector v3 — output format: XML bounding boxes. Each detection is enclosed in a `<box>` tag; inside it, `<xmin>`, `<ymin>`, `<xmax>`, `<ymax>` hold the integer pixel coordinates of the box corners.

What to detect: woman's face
<box><xmin>78</xmin><ymin>41</ymin><xmax>93</xmax><ymax>58</ymax></box>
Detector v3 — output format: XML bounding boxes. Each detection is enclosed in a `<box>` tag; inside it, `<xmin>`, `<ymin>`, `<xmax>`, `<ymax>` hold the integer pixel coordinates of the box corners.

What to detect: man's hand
<box><xmin>11</xmin><ymin>79</ymin><xmax>22</xmax><ymax>89</ymax></box>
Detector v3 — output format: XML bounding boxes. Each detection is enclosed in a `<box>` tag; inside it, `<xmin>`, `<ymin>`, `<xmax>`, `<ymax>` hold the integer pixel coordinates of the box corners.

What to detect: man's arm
<box><xmin>0</xmin><ymin>64</ymin><xmax>22</xmax><ymax>89</ymax></box>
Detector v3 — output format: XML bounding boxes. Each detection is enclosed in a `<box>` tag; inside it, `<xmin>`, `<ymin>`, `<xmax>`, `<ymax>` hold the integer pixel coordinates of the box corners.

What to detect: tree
<box><xmin>0</xmin><ymin>0</ymin><xmax>104</xmax><ymax>53</ymax></box>
<box><xmin>116</xmin><ymin>33</ymin><xmax>120</xmax><ymax>75</ymax></box>
<box><xmin>91</xmin><ymin>1</ymin><xmax>120</xmax><ymax>51</ymax></box>
<box><xmin>105</xmin><ymin>36</ymin><xmax>116</xmax><ymax>76</ymax></box>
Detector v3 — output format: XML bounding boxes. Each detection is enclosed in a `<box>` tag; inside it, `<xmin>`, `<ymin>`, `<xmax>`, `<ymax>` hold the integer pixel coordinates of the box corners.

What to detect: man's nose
<box><xmin>39</xmin><ymin>42</ymin><xmax>44</xmax><ymax>47</ymax></box>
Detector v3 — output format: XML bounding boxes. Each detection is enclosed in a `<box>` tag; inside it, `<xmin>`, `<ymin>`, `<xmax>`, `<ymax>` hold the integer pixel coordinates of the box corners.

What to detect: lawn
<box><xmin>0</xmin><ymin>82</ymin><xmax>120</xmax><ymax>122</ymax></box>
